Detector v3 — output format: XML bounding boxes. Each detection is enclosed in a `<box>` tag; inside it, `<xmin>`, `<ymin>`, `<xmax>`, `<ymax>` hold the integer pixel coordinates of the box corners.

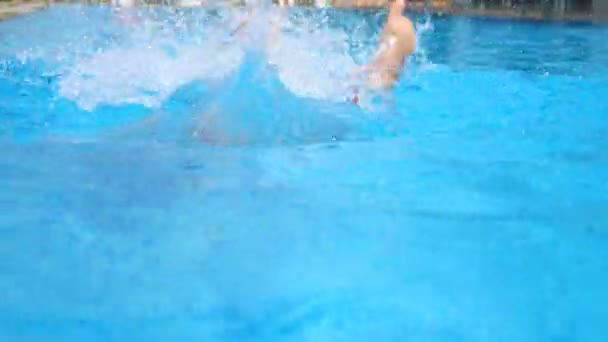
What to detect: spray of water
<box><xmin>51</xmin><ymin>5</ymin><xmax>435</xmax><ymax>111</ymax></box>
<box><xmin>1</xmin><ymin>5</ymin><xmax>435</xmax><ymax>144</ymax></box>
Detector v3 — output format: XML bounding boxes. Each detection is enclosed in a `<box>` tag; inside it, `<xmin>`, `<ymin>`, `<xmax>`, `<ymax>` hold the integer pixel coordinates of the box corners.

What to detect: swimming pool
<box><xmin>1</xmin><ymin>4</ymin><xmax>608</xmax><ymax>340</ymax></box>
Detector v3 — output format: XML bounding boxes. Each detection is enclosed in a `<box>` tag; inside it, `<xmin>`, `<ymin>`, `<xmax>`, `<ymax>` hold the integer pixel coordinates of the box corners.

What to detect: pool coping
<box><xmin>0</xmin><ymin>1</ymin><xmax>601</xmax><ymax>24</ymax></box>
<box><xmin>0</xmin><ymin>1</ymin><xmax>48</xmax><ymax>21</ymax></box>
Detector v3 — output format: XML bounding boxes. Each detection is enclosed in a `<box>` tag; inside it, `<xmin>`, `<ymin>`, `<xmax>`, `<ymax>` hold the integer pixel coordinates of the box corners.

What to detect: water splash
<box><xmin>267</xmin><ymin>13</ymin><xmax>358</xmax><ymax>102</ymax></box>
<box><xmin>58</xmin><ymin>40</ymin><xmax>244</xmax><ymax>111</ymax></box>
<box><xmin>3</xmin><ymin>5</ymin><xmax>435</xmax><ymax>113</ymax></box>
<box><xmin>412</xmin><ymin>12</ymin><xmax>436</xmax><ymax>73</ymax></box>
<box><xmin>56</xmin><ymin>8</ymin><xmax>246</xmax><ymax>111</ymax></box>
<box><xmin>1</xmin><ymin>5</ymin><xmax>435</xmax><ymax>144</ymax></box>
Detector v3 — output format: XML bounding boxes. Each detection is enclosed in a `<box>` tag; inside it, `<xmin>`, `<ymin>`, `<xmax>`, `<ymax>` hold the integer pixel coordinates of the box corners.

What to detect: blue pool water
<box><xmin>1</xmin><ymin>4</ymin><xmax>608</xmax><ymax>341</ymax></box>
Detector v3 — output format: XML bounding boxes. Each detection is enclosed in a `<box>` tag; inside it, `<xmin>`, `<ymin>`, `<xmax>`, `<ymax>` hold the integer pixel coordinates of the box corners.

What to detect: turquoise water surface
<box><xmin>1</xmin><ymin>4</ymin><xmax>608</xmax><ymax>341</ymax></box>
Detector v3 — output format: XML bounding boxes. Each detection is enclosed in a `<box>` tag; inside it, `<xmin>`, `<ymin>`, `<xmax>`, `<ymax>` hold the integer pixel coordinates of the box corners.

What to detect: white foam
<box><xmin>58</xmin><ymin>23</ymin><xmax>244</xmax><ymax>111</ymax></box>
<box><xmin>266</xmin><ymin>15</ymin><xmax>360</xmax><ymax>102</ymax></box>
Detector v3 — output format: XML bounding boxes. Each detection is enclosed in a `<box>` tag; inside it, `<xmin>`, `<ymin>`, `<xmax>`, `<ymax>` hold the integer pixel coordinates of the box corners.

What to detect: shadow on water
<box><xmin>102</xmin><ymin>51</ymin><xmax>402</xmax><ymax>148</ymax></box>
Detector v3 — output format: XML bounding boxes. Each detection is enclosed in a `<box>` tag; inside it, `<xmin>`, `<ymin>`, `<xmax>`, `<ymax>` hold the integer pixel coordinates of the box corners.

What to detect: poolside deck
<box><xmin>0</xmin><ymin>0</ymin><xmax>47</xmax><ymax>20</ymax></box>
<box><xmin>0</xmin><ymin>0</ymin><xmax>598</xmax><ymax>23</ymax></box>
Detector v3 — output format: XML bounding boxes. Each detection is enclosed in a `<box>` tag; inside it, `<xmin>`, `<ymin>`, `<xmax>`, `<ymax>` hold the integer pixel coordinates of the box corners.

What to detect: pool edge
<box><xmin>0</xmin><ymin>1</ymin><xmax>48</xmax><ymax>21</ymax></box>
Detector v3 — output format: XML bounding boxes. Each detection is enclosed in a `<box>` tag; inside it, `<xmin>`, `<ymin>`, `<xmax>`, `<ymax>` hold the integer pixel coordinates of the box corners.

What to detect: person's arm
<box><xmin>384</xmin><ymin>0</ymin><xmax>404</xmax><ymax>33</ymax></box>
<box><xmin>350</xmin><ymin>2</ymin><xmax>394</xmax><ymax>79</ymax></box>
<box><xmin>266</xmin><ymin>5</ymin><xmax>286</xmax><ymax>51</ymax></box>
<box><xmin>227</xmin><ymin>0</ymin><xmax>261</xmax><ymax>40</ymax></box>
<box><xmin>229</xmin><ymin>18</ymin><xmax>249</xmax><ymax>37</ymax></box>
